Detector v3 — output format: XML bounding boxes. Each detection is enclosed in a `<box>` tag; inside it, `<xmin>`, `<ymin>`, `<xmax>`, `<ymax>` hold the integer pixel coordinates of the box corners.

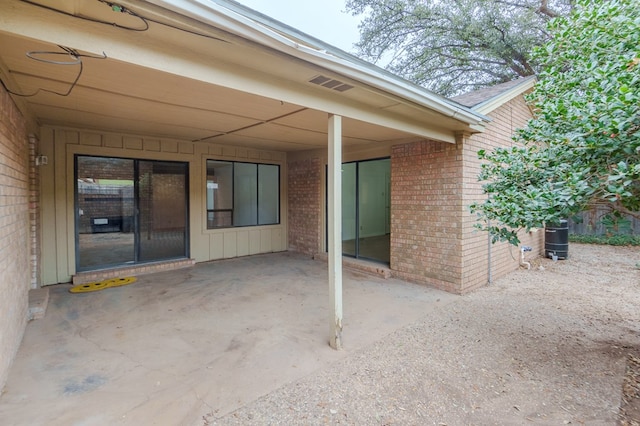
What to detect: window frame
<box><xmin>205</xmin><ymin>159</ymin><xmax>281</xmax><ymax>229</ymax></box>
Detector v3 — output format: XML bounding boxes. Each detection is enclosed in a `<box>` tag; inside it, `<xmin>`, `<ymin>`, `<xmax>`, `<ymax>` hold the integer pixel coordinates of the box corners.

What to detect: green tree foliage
<box><xmin>470</xmin><ymin>0</ymin><xmax>640</xmax><ymax>245</ymax></box>
<box><xmin>345</xmin><ymin>0</ymin><xmax>572</xmax><ymax>96</ymax></box>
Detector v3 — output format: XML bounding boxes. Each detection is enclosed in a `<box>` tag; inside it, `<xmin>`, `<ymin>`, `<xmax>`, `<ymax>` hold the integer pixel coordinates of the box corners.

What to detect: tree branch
<box><xmin>537</xmin><ymin>0</ymin><xmax>559</xmax><ymax>17</ymax></box>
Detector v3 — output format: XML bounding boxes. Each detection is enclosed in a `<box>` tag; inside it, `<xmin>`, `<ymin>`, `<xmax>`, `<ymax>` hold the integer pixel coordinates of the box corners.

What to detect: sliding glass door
<box><xmin>75</xmin><ymin>156</ymin><xmax>188</xmax><ymax>271</ymax></box>
<box><xmin>336</xmin><ymin>158</ymin><xmax>390</xmax><ymax>264</ymax></box>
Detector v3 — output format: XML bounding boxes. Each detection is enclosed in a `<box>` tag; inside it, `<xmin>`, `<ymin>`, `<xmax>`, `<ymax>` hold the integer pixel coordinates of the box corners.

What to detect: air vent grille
<box><xmin>309</xmin><ymin>75</ymin><xmax>354</xmax><ymax>92</ymax></box>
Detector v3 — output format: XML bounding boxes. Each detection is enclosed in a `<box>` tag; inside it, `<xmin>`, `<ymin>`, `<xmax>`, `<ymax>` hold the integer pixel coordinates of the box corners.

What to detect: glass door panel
<box><xmin>358</xmin><ymin>159</ymin><xmax>390</xmax><ymax>263</ymax></box>
<box><xmin>330</xmin><ymin>158</ymin><xmax>390</xmax><ymax>263</ymax></box>
<box><xmin>341</xmin><ymin>163</ymin><xmax>357</xmax><ymax>256</ymax></box>
<box><xmin>138</xmin><ymin>161</ymin><xmax>188</xmax><ymax>262</ymax></box>
<box><xmin>76</xmin><ymin>157</ymin><xmax>135</xmax><ymax>270</ymax></box>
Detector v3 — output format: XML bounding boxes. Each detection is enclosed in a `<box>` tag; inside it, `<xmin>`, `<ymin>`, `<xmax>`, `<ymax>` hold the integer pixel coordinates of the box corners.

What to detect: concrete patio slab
<box><xmin>0</xmin><ymin>252</ymin><xmax>455</xmax><ymax>425</ymax></box>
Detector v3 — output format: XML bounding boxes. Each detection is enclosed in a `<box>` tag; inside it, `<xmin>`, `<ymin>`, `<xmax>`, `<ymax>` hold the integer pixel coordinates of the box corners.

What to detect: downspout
<box><xmin>487</xmin><ymin>219</ymin><xmax>492</xmax><ymax>284</ymax></box>
<box><xmin>487</xmin><ymin>190</ymin><xmax>493</xmax><ymax>285</ymax></box>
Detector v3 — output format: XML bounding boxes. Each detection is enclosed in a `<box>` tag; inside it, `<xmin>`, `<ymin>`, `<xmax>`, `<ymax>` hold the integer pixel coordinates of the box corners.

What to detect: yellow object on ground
<box><xmin>69</xmin><ymin>277</ymin><xmax>137</xmax><ymax>293</ymax></box>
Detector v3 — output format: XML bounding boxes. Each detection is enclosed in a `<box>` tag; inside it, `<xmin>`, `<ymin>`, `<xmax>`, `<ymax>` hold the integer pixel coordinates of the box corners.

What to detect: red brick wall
<box><xmin>288</xmin><ymin>157</ymin><xmax>322</xmax><ymax>255</ymax></box>
<box><xmin>389</xmin><ymin>94</ymin><xmax>542</xmax><ymax>294</ymax></box>
<box><xmin>390</xmin><ymin>139</ymin><xmax>464</xmax><ymax>293</ymax></box>
<box><xmin>461</xmin><ymin>95</ymin><xmax>543</xmax><ymax>291</ymax></box>
<box><xmin>285</xmin><ymin>95</ymin><xmax>539</xmax><ymax>295</ymax></box>
<box><xmin>0</xmin><ymin>85</ymin><xmax>30</xmax><ymax>390</ymax></box>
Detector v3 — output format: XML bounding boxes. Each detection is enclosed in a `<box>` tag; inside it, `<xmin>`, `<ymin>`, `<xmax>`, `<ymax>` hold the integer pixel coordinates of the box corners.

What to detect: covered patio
<box><xmin>0</xmin><ymin>252</ymin><xmax>455</xmax><ymax>425</ymax></box>
<box><xmin>0</xmin><ymin>0</ymin><xmax>545</xmax><ymax>401</ymax></box>
<box><xmin>0</xmin><ymin>0</ymin><xmax>488</xmax><ymax>354</ymax></box>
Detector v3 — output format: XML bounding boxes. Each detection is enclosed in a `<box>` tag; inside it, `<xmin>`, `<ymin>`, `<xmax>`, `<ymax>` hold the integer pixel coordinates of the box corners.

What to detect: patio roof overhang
<box><xmin>0</xmin><ymin>0</ymin><xmax>489</xmax><ymax>150</ymax></box>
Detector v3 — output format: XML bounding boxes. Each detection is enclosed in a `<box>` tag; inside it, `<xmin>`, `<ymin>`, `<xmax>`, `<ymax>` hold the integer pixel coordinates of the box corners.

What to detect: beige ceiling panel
<box><xmin>0</xmin><ymin>33</ymin><xmax>303</xmax><ymax>122</ymax></box>
<box><xmin>271</xmin><ymin>109</ymin><xmax>328</xmax><ymax>133</ymax></box>
<box><xmin>30</xmin><ymin>104</ymin><xmax>219</xmax><ymax>141</ymax></box>
<box><xmin>343</xmin><ymin>117</ymin><xmax>414</xmax><ymax>142</ymax></box>
<box><xmin>273</xmin><ymin>109</ymin><xmax>416</xmax><ymax>143</ymax></box>
<box><xmin>203</xmin><ymin>134</ymin><xmax>315</xmax><ymax>152</ymax></box>
<box><xmin>383</xmin><ymin>103</ymin><xmax>470</xmax><ymax>132</ymax></box>
<box><xmin>234</xmin><ymin>122</ymin><xmax>327</xmax><ymax>145</ymax></box>
<box><xmin>67</xmin><ymin>59</ymin><xmax>302</xmax><ymax>120</ymax></box>
<box><xmin>14</xmin><ymin>75</ymin><xmax>257</xmax><ymax>133</ymax></box>
<box><xmin>331</xmin><ymin>87</ymin><xmax>401</xmax><ymax>110</ymax></box>
<box><xmin>207</xmin><ymin>133</ymin><xmax>378</xmax><ymax>152</ymax></box>
<box><xmin>265</xmin><ymin>69</ymin><xmax>400</xmax><ymax>110</ymax></box>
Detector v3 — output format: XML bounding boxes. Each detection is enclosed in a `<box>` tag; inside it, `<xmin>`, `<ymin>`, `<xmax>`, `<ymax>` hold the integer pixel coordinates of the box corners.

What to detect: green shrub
<box><xmin>569</xmin><ymin>234</ymin><xmax>640</xmax><ymax>246</ymax></box>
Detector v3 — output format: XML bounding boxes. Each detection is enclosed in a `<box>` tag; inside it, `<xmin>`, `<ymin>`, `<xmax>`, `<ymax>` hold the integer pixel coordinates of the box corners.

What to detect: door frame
<box><xmin>73</xmin><ymin>154</ymin><xmax>190</xmax><ymax>272</ymax></box>
<box><xmin>325</xmin><ymin>156</ymin><xmax>390</xmax><ymax>264</ymax></box>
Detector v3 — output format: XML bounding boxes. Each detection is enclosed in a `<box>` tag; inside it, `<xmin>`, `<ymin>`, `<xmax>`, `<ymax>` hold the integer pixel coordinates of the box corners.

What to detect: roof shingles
<box><xmin>450</xmin><ymin>76</ymin><xmax>536</xmax><ymax>109</ymax></box>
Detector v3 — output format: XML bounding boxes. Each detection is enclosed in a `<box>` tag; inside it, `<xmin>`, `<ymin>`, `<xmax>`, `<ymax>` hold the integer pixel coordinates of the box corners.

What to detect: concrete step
<box><xmin>313</xmin><ymin>253</ymin><xmax>391</xmax><ymax>279</ymax></box>
<box><xmin>72</xmin><ymin>258</ymin><xmax>195</xmax><ymax>285</ymax></box>
<box><xmin>28</xmin><ymin>287</ymin><xmax>49</xmax><ymax>321</ymax></box>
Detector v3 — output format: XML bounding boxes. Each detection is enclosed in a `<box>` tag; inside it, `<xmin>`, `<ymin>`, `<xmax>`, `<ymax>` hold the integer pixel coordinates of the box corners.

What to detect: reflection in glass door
<box><xmin>338</xmin><ymin>158</ymin><xmax>390</xmax><ymax>263</ymax></box>
<box><xmin>341</xmin><ymin>163</ymin><xmax>357</xmax><ymax>257</ymax></box>
<box><xmin>137</xmin><ymin>161</ymin><xmax>188</xmax><ymax>262</ymax></box>
<box><xmin>75</xmin><ymin>156</ymin><xmax>188</xmax><ymax>271</ymax></box>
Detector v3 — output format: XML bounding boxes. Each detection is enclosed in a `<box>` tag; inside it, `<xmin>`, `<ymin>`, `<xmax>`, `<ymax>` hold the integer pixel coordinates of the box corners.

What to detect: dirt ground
<box><xmin>210</xmin><ymin>243</ymin><xmax>640</xmax><ymax>425</ymax></box>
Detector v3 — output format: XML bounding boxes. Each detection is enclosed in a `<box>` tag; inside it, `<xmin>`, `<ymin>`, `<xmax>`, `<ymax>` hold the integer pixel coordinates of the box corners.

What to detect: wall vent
<box><xmin>309</xmin><ymin>75</ymin><xmax>354</xmax><ymax>92</ymax></box>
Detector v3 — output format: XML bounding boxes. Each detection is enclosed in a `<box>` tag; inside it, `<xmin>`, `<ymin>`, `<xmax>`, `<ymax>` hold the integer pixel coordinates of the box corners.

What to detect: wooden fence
<box><xmin>568</xmin><ymin>205</ymin><xmax>640</xmax><ymax>235</ymax></box>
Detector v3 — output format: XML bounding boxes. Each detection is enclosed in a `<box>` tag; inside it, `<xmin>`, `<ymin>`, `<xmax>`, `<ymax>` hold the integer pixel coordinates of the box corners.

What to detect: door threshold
<box><xmin>313</xmin><ymin>253</ymin><xmax>391</xmax><ymax>279</ymax></box>
<box><xmin>72</xmin><ymin>258</ymin><xmax>195</xmax><ymax>285</ymax></box>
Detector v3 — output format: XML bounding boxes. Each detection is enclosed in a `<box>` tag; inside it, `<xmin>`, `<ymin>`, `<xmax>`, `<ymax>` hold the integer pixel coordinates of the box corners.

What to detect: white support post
<box><xmin>327</xmin><ymin>114</ymin><xmax>343</xmax><ymax>350</ymax></box>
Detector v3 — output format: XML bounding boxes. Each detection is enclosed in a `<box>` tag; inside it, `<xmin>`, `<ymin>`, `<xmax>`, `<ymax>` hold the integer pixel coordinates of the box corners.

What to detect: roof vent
<box><xmin>309</xmin><ymin>75</ymin><xmax>354</xmax><ymax>92</ymax></box>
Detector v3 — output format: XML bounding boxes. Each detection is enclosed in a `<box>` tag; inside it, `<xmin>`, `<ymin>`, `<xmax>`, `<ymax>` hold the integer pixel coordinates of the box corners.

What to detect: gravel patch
<box><xmin>205</xmin><ymin>243</ymin><xmax>640</xmax><ymax>425</ymax></box>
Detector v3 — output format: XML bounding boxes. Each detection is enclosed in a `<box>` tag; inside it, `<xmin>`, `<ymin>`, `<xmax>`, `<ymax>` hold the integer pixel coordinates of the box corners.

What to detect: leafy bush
<box><xmin>471</xmin><ymin>0</ymin><xmax>640</xmax><ymax>246</ymax></box>
<box><xmin>569</xmin><ymin>234</ymin><xmax>640</xmax><ymax>246</ymax></box>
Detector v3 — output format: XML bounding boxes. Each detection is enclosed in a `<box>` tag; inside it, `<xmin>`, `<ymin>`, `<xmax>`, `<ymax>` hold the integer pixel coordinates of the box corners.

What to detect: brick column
<box><xmin>28</xmin><ymin>134</ymin><xmax>40</xmax><ymax>289</ymax></box>
<box><xmin>390</xmin><ymin>140</ymin><xmax>464</xmax><ymax>293</ymax></box>
<box><xmin>287</xmin><ymin>157</ymin><xmax>322</xmax><ymax>255</ymax></box>
<box><xmin>0</xmin><ymin>84</ymin><xmax>31</xmax><ymax>390</ymax></box>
